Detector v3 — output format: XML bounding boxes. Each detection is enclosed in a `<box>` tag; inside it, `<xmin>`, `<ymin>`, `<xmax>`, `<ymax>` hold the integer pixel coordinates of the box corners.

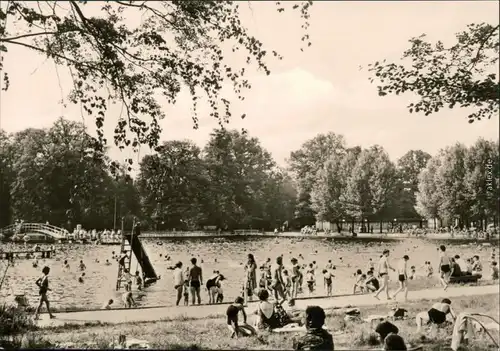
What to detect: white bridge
<box><xmin>0</xmin><ymin>223</ymin><xmax>68</xmax><ymax>240</ymax></box>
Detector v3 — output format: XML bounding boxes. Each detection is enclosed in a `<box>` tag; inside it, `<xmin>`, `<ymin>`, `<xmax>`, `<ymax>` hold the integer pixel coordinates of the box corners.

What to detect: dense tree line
<box><xmin>0</xmin><ymin>119</ymin><xmax>497</xmax><ymax>232</ymax></box>
<box><xmin>416</xmin><ymin>139</ymin><xmax>499</xmax><ymax>229</ymax></box>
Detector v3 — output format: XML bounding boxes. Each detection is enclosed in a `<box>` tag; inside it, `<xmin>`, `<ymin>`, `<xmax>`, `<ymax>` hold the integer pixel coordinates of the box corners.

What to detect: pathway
<box><xmin>36</xmin><ymin>284</ymin><xmax>499</xmax><ymax>328</ymax></box>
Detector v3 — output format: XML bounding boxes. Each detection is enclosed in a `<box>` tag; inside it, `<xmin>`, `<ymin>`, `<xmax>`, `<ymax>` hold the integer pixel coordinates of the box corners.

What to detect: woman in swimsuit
<box><xmin>255</xmin><ymin>289</ymin><xmax>289</xmax><ymax>331</ymax></box>
<box><xmin>438</xmin><ymin>245</ymin><xmax>452</xmax><ymax>290</ymax></box>
<box><xmin>416</xmin><ymin>298</ymin><xmax>456</xmax><ymax>334</ymax></box>
<box><xmin>34</xmin><ymin>266</ymin><xmax>55</xmax><ymax>320</ymax></box>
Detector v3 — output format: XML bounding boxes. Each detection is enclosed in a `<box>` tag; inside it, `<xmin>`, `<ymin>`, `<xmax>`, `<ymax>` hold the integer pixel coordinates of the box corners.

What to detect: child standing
<box><xmin>306</xmin><ymin>268</ymin><xmax>315</xmax><ymax>295</ymax></box>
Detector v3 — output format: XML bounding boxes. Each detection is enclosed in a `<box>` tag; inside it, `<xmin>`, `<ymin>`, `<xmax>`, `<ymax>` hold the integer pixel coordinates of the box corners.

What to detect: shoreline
<box><xmin>34</xmin><ymin>284</ymin><xmax>499</xmax><ymax>328</ymax></box>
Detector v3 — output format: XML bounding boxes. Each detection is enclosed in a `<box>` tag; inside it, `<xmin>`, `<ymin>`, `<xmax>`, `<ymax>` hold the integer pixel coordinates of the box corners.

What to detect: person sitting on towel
<box><xmin>384</xmin><ymin>333</ymin><xmax>407</xmax><ymax>351</ymax></box>
<box><xmin>293</xmin><ymin>306</ymin><xmax>334</xmax><ymax>351</ymax></box>
<box><xmin>255</xmin><ymin>289</ymin><xmax>289</xmax><ymax>331</ymax></box>
<box><xmin>416</xmin><ymin>298</ymin><xmax>456</xmax><ymax>333</ymax></box>
<box><xmin>375</xmin><ymin>321</ymin><xmax>399</xmax><ymax>343</ymax></box>
<box><xmin>226</xmin><ymin>296</ymin><xmax>251</xmax><ymax>338</ymax></box>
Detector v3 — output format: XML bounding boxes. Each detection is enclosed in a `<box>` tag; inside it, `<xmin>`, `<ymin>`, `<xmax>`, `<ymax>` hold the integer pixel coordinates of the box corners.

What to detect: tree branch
<box><xmin>0</xmin><ymin>31</ymin><xmax>59</xmax><ymax>42</ymax></box>
<box><xmin>467</xmin><ymin>24</ymin><xmax>499</xmax><ymax>72</ymax></box>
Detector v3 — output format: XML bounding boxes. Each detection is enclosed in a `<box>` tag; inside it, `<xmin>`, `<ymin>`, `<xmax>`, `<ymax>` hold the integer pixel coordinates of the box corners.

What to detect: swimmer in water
<box><xmin>79</xmin><ymin>260</ymin><xmax>86</xmax><ymax>271</ymax></box>
<box><xmin>78</xmin><ymin>272</ymin><xmax>85</xmax><ymax>283</ymax></box>
<box><xmin>104</xmin><ymin>259</ymin><xmax>111</xmax><ymax>266</ymax></box>
<box><xmin>32</xmin><ymin>259</ymin><xmax>38</xmax><ymax>268</ymax></box>
<box><xmin>63</xmin><ymin>260</ymin><xmax>70</xmax><ymax>270</ymax></box>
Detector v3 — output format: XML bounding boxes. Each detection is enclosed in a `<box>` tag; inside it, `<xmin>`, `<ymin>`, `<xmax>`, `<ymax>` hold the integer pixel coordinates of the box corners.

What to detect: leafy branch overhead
<box><xmin>0</xmin><ymin>0</ymin><xmax>312</xmax><ymax>153</ymax></box>
<box><xmin>367</xmin><ymin>23</ymin><xmax>499</xmax><ymax>122</ymax></box>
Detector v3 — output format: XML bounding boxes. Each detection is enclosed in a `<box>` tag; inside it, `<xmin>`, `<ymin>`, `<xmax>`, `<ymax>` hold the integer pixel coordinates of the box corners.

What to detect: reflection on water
<box><xmin>1</xmin><ymin>237</ymin><xmax>497</xmax><ymax>309</ymax></box>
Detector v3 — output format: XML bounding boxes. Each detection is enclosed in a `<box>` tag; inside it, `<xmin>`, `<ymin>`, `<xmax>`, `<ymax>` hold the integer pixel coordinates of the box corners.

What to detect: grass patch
<box><xmin>35</xmin><ymin>294</ymin><xmax>499</xmax><ymax>350</ymax></box>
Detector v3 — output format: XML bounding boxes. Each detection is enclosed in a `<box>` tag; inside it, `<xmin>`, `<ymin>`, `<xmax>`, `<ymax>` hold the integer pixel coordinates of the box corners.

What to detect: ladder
<box><xmin>115</xmin><ymin>218</ymin><xmax>134</xmax><ymax>291</ymax></box>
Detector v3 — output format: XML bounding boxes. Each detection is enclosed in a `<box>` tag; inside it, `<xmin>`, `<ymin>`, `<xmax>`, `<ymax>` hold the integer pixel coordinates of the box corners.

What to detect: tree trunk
<box><xmin>379</xmin><ymin>220</ymin><xmax>382</xmax><ymax>234</ymax></box>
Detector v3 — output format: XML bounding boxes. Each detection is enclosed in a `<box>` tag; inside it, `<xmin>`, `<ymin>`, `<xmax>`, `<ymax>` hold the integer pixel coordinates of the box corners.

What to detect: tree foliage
<box><xmin>0</xmin><ymin>1</ymin><xmax>312</xmax><ymax>158</ymax></box>
<box><xmin>368</xmin><ymin>23</ymin><xmax>499</xmax><ymax>122</ymax></box>
<box><xmin>288</xmin><ymin>132</ymin><xmax>346</xmax><ymax>226</ymax></box>
<box><xmin>342</xmin><ymin>146</ymin><xmax>397</xmax><ymax>220</ymax></box>
<box><xmin>1</xmin><ymin>118</ymin><xmax>139</xmax><ymax>229</ymax></box>
<box><xmin>415</xmin><ymin>140</ymin><xmax>499</xmax><ymax>228</ymax></box>
<box><xmin>137</xmin><ymin>140</ymin><xmax>207</xmax><ymax>229</ymax></box>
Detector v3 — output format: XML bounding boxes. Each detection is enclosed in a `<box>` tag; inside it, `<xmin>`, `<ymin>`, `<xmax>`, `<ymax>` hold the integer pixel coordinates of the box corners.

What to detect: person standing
<box><xmin>173</xmin><ymin>262</ymin><xmax>184</xmax><ymax>306</ymax></box>
<box><xmin>374</xmin><ymin>250</ymin><xmax>395</xmax><ymax>300</ymax></box>
<box><xmin>245</xmin><ymin>254</ymin><xmax>257</xmax><ymax>301</ymax></box>
<box><xmin>272</xmin><ymin>256</ymin><xmax>285</xmax><ymax>302</ymax></box>
<box><xmin>34</xmin><ymin>266</ymin><xmax>55</xmax><ymax>320</ymax></box>
<box><xmin>391</xmin><ymin>255</ymin><xmax>409</xmax><ymax>301</ymax></box>
<box><xmin>188</xmin><ymin>257</ymin><xmax>203</xmax><ymax>305</ymax></box>
<box><xmin>438</xmin><ymin>245</ymin><xmax>452</xmax><ymax>290</ymax></box>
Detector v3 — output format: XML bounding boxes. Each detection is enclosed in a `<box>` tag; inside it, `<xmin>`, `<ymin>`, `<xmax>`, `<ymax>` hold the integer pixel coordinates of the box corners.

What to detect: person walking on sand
<box><xmin>34</xmin><ymin>266</ymin><xmax>56</xmax><ymax>320</ymax></box>
<box><xmin>437</xmin><ymin>245</ymin><xmax>452</xmax><ymax>290</ymax></box>
<box><xmin>374</xmin><ymin>249</ymin><xmax>395</xmax><ymax>300</ymax></box>
<box><xmin>188</xmin><ymin>257</ymin><xmax>203</xmax><ymax>305</ymax></box>
<box><xmin>391</xmin><ymin>255</ymin><xmax>409</xmax><ymax>301</ymax></box>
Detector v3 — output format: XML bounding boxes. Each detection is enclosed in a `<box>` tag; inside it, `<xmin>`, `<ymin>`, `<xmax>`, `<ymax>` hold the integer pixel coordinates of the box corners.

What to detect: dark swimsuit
<box><xmin>190</xmin><ymin>280</ymin><xmax>201</xmax><ymax>289</ymax></box>
<box><xmin>226</xmin><ymin>304</ymin><xmax>241</xmax><ymax>325</ymax></box>
<box><xmin>440</xmin><ymin>264</ymin><xmax>451</xmax><ymax>273</ymax></box>
<box><xmin>398</xmin><ymin>274</ymin><xmax>406</xmax><ymax>282</ymax></box>
<box><xmin>428</xmin><ymin>308</ymin><xmax>447</xmax><ymax>324</ymax></box>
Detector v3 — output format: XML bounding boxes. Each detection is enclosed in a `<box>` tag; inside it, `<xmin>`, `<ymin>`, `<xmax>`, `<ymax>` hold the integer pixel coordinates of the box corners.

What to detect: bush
<box><xmin>0</xmin><ymin>304</ymin><xmax>35</xmax><ymax>336</ymax></box>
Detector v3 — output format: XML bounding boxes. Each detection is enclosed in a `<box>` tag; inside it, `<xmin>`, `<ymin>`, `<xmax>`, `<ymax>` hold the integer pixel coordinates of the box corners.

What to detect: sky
<box><xmin>1</xmin><ymin>1</ymin><xmax>499</xmax><ymax>168</ymax></box>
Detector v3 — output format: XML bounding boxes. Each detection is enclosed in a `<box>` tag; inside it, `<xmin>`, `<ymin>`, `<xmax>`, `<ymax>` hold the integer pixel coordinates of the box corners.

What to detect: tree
<box><xmin>288</xmin><ymin>132</ymin><xmax>346</xmax><ymax>227</ymax></box>
<box><xmin>310</xmin><ymin>152</ymin><xmax>347</xmax><ymax>231</ymax></box>
<box><xmin>464</xmin><ymin>138</ymin><xmax>499</xmax><ymax>227</ymax></box>
<box><xmin>367</xmin><ymin>23</ymin><xmax>499</xmax><ymax>122</ymax></box>
<box><xmin>261</xmin><ymin>168</ymin><xmax>297</xmax><ymax>230</ymax></box>
<box><xmin>393</xmin><ymin>150</ymin><xmax>432</xmax><ymax>220</ymax></box>
<box><xmin>0</xmin><ymin>1</ymin><xmax>312</xmax><ymax>157</ymax></box>
<box><xmin>0</xmin><ymin>130</ymin><xmax>13</xmax><ymax>228</ymax></box>
<box><xmin>342</xmin><ymin>146</ymin><xmax>397</xmax><ymax>228</ymax></box>
<box><xmin>415</xmin><ymin>154</ymin><xmax>443</xmax><ymax>228</ymax></box>
<box><xmin>204</xmin><ymin>129</ymin><xmax>276</xmax><ymax>230</ymax></box>
<box><xmin>137</xmin><ymin>140</ymin><xmax>207</xmax><ymax>230</ymax></box>
<box><xmin>434</xmin><ymin>143</ymin><xmax>469</xmax><ymax>227</ymax></box>
<box><xmin>8</xmin><ymin>118</ymin><xmax>114</xmax><ymax>228</ymax></box>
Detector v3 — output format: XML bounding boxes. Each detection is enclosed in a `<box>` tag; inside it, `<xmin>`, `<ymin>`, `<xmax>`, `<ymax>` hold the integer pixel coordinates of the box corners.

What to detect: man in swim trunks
<box><xmin>416</xmin><ymin>298</ymin><xmax>456</xmax><ymax>335</ymax></box>
<box><xmin>188</xmin><ymin>257</ymin><xmax>203</xmax><ymax>305</ymax></box>
<box><xmin>391</xmin><ymin>255</ymin><xmax>409</xmax><ymax>301</ymax></box>
<box><xmin>374</xmin><ymin>249</ymin><xmax>395</xmax><ymax>300</ymax></box>
<box><xmin>438</xmin><ymin>245</ymin><xmax>452</xmax><ymax>290</ymax></box>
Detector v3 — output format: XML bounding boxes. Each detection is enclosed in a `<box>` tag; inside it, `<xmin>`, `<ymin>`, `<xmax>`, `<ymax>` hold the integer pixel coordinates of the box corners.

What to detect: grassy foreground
<box><xmin>9</xmin><ymin>293</ymin><xmax>499</xmax><ymax>350</ymax></box>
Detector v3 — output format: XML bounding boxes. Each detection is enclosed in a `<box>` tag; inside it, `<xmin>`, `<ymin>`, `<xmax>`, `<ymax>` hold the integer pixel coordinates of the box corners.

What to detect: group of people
<box><xmin>170</xmin><ymin>258</ymin><xmax>224</xmax><ymax>306</ymax></box>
